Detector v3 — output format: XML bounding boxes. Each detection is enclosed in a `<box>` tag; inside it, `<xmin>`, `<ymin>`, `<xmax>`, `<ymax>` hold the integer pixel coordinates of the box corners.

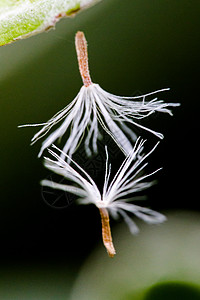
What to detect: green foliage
<box><xmin>0</xmin><ymin>0</ymin><xmax>99</xmax><ymax>46</ymax></box>
<box><xmin>144</xmin><ymin>282</ymin><xmax>200</xmax><ymax>300</ymax></box>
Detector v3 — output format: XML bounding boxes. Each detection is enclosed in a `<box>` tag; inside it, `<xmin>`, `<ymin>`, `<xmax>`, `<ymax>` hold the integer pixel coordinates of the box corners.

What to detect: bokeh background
<box><xmin>0</xmin><ymin>0</ymin><xmax>199</xmax><ymax>299</ymax></box>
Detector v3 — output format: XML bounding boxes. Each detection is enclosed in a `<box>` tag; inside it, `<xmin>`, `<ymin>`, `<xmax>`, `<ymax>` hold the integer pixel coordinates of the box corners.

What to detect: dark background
<box><xmin>0</xmin><ymin>0</ymin><xmax>199</xmax><ymax>284</ymax></box>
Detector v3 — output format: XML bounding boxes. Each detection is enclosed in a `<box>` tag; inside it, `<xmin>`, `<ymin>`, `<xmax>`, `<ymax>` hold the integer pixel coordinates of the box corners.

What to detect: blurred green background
<box><xmin>0</xmin><ymin>0</ymin><xmax>199</xmax><ymax>298</ymax></box>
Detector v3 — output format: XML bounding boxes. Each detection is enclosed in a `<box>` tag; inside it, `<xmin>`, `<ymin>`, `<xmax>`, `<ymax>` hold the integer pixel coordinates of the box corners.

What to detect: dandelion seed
<box><xmin>41</xmin><ymin>138</ymin><xmax>166</xmax><ymax>257</ymax></box>
<box><xmin>19</xmin><ymin>31</ymin><xmax>179</xmax><ymax>158</ymax></box>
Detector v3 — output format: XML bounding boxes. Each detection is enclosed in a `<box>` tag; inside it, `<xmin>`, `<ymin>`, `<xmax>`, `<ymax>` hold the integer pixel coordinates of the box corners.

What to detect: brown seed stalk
<box><xmin>75</xmin><ymin>31</ymin><xmax>92</xmax><ymax>87</ymax></box>
<box><xmin>99</xmin><ymin>207</ymin><xmax>116</xmax><ymax>257</ymax></box>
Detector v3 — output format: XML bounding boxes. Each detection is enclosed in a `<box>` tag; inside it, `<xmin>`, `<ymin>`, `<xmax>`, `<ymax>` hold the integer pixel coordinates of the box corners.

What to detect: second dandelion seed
<box><xmin>41</xmin><ymin>138</ymin><xmax>166</xmax><ymax>257</ymax></box>
<box><xmin>19</xmin><ymin>31</ymin><xmax>179</xmax><ymax>158</ymax></box>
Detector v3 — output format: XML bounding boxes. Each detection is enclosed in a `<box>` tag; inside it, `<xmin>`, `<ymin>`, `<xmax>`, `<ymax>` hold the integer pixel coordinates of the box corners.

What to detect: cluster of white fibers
<box><xmin>19</xmin><ymin>83</ymin><xmax>179</xmax><ymax>158</ymax></box>
<box><xmin>41</xmin><ymin>138</ymin><xmax>166</xmax><ymax>235</ymax></box>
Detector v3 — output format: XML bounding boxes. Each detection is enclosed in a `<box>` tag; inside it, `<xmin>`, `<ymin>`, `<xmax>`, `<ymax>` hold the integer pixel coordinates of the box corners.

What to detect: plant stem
<box><xmin>75</xmin><ymin>31</ymin><xmax>92</xmax><ymax>87</ymax></box>
<box><xmin>99</xmin><ymin>207</ymin><xmax>116</xmax><ymax>257</ymax></box>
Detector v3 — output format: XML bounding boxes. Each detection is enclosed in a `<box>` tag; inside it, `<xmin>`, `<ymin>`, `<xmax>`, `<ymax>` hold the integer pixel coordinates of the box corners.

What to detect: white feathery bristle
<box><xmin>41</xmin><ymin>139</ymin><xmax>166</xmax><ymax>235</ymax></box>
<box><xmin>19</xmin><ymin>82</ymin><xmax>179</xmax><ymax>158</ymax></box>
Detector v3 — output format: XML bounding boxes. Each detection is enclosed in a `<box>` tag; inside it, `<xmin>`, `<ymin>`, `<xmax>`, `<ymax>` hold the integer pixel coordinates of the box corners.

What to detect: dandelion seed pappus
<box><xmin>18</xmin><ymin>31</ymin><xmax>180</xmax><ymax>159</ymax></box>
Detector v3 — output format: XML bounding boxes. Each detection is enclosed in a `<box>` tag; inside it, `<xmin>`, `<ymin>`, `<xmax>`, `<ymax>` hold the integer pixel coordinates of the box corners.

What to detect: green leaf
<box><xmin>0</xmin><ymin>0</ymin><xmax>100</xmax><ymax>46</ymax></box>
